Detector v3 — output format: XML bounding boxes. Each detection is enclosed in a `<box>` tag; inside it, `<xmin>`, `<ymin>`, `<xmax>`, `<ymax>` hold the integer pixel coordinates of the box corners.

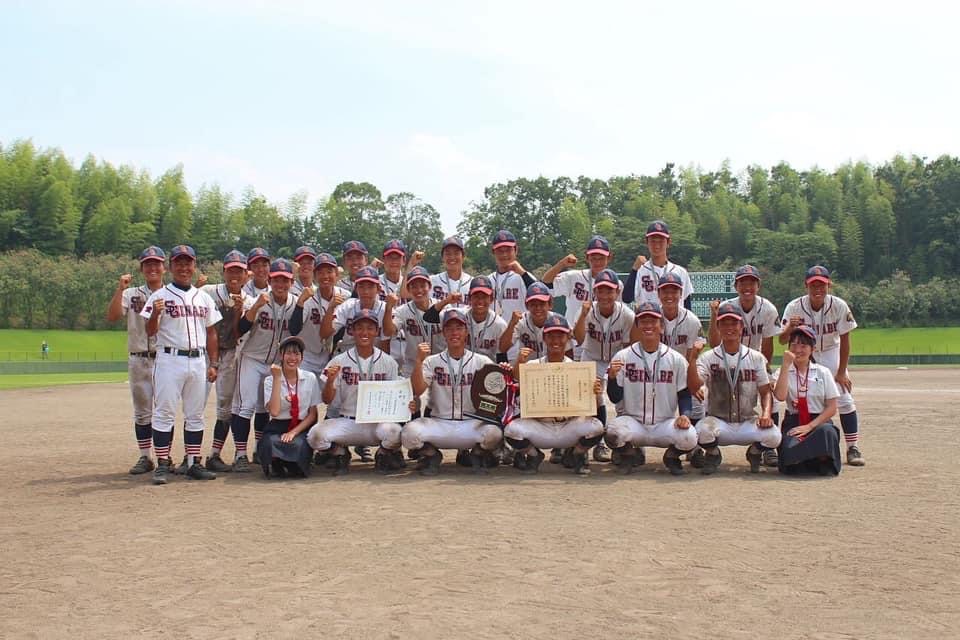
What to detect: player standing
<box><xmin>288</xmin><ymin>252</ymin><xmax>351</xmax><ymax>379</ymax></box>
<box><xmin>622</xmin><ymin>220</ymin><xmax>694</xmax><ymax>308</ymax></box>
<box><xmin>242</xmin><ymin>248</ymin><xmax>271</xmax><ymax>298</ymax></box>
<box><xmin>337</xmin><ymin>240</ymin><xmax>369</xmax><ymax>292</ymax></box>
<box><xmin>429</xmin><ymin>236</ymin><xmax>472</xmax><ymax>309</ymax></box>
<box><xmin>140</xmin><ymin>245</ymin><xmax>221</xmax><ymax>485</ymax></box>
<box><xmin>390</xmin><ymin>266</ymin><xmax>444</xmax><ymax>376</ymax></box>
<box><xmin>105</xmin><ymin>245</ymin><xmax>166</xmax><ymax>474</ymax></box>
<box><xmin>780</xmin><ymin>266</ymin><xmax>865</xmax><ymax>466</ymax></box>
<box><xmin>289</xmin><ymin>245</ymin><xmax>317</xmax><ymax>297</ymax></box>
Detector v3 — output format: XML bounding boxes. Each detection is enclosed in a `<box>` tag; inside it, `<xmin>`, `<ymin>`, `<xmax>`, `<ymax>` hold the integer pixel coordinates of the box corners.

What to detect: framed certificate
<box><xmin>519</xmin><ymin>361</ymin><xmax>596</xmax><ymax>418</ymax></box>
<box><xmin>356</xmin><ymin>379</ymin><xmax>413</xmax><ymax>423</ymax></box>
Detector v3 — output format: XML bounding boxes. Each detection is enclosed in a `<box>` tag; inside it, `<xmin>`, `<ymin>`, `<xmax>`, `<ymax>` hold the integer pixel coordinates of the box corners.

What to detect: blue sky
<box><xmin>3</xmin><ymin>0</ymin><xmax>957</xmax><ymax>233</ymax></box>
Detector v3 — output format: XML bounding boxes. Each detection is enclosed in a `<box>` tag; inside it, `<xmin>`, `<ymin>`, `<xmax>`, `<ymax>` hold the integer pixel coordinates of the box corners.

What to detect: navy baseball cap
<box><xmin>805</xmin><ymin>265</ymin><xmax>831</xmax><ymax>284</ymax></box>
<box><xmin>351</xmin><ymin>308</ymin><xmax>381</xmax><ymax>328</ymax></box>
<box><xmin>170</xmin><ymin>245</ymin><xmax>196</xmax><ymax>261</ymax></box>
<box><xmin>442</xmin><ymin>308</ymin><xmax>468</xmax><ymax>327</ymax></box>
<box><xmin>342</xmin><ymin>240</ymin><xmax>368</xmax><ymax>256</ymax></box>
<box><xmin>353</xmin><ymin>266</ymin><xmax>380</xmax><ymax>286</ymax></box>
<box><xmin>406</xmin><ymin>266</ymin><xmax>431</xmax><ymax>285</ymax></box>
<box><xmin>223</xmin><ymin>250</ymin><xmax>247</xmax><ymax>269</ymax></box>
<box><xmin>716</xmin><ymin>302</ymin><xmax>743</xmax><ymax>322</ymax></box>
<box><xmin>646</xmin><ymin>220</ymin><xmax>670</xmax><ymax>238</ymax></box>
<box><xmin>382</xmin><ymin>239</ymin><xmax>407</xmax><ymax>256</ymax></box>
<box><xmin>293</xmin><ymin>245</ymin><xmax>317</xmax><ymax>262</ymax></box>
<box><xmin>635</xmin><ymin>301</ymin><xmax>663</xmax><ymax>319</ymax></box>
<box><xmin>469</xmin><ymin>276</ymin><xmax>494</xmax><ymax>296</ymax></box>
<box><xmin>247</xmin><ymin>247</ymin><xmax>270</xmax><ymax>266</ymax></box>
<box><xmin>139</xmin><ymin>246</ymin><xmax>166</xmax><ymax>263</ymax></box>
<box><xmin>442</xmin><ymin>236</ymin><xmax>465</xmax><ymax>251</ymax></box>
<box><xmin>525</xmin><ymin>281</ymin><xmax>552</xmax><ymax>303</ymax></box>
<box><xmin>790</xmin><ymin>324</ymin><xmax>818</xmax><ymax>342</ymax></box>
<box><xmin>585</xmin><ymin>235</ymin><xmax>611</xmax><ymax>256</ymax></box>
<box><xmin>278</xmin><ymin>335</ymin><xmax>305</xmax><ymax>352</ymax></box>
<box><xmin>657</xmin><ymin>272</ymin><xmax>684</xmax><ymax>289</ymax></box>
<box><xmin>491</xmin><ymin>229</ymin><xmax>517</xmax><ymax>249</ymax></box>
<box><xmin>542</xmin><ymin>313</ymin><xmax>571</xmax><ymax>334</ymax></box>
<box><xmin>735</xmin><ymin>264</ymin><xmax>761</xmax><ymax>281</ymax></box>
<box><xmin>314</xmin><ymin>252</ymin><xmax>338</xmax><ymax>269</ymax></box>
<box><xmin>593</xmin><ymin>269</ymin><xmax>619</xmax><ymax>289</ymax></box>
<box><xmin>269</xmin><ymin>258</ymin><xmax>295</xmax><ymax>279</ymax></box>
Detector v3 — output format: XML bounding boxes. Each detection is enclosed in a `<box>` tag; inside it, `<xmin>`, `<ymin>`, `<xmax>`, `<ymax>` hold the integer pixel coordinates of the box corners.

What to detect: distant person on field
<box><xmin>40</xmin><ymin>340</ymin><xmax>49</xmax><ymax>360</ymax></box>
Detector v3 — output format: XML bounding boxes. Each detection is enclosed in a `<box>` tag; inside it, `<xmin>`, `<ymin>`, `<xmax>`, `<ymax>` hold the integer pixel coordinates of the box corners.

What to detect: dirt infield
<box><xmin>2</xmin><ymin>368</ymin><xmax>958</xmax><ymax>639</ymax></box>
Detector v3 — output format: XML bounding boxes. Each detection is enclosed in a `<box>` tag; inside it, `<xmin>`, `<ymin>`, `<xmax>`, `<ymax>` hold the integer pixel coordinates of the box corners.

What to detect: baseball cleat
<box><xmin>525</xmin><ymin>449</ymin><xmax>546</xmax><ymax>474</ymax></box>
<box><xmin>495</xmin><ymin>446</ymin><xmax>515</xmax><ymax>466</ymax></box>
<box><xmin>152</xmin><ymin>458</ymin><xmax>172</xmax><ymax>485</ymax></box>
<box><xmin>572</xmin><ymin>452</ymin><xmax>591</xmax><ymax>476</ymax></box>
<box><xmin>701</xmin><ymin>449</ymin><xmax>722</xmax><ymax>475</ymax></box>
<box><xmin>455</xmin><ymin>449</ymin><xmax>472</xmax><ymax>467</ymax></box>
<box><xmin>129</xmin><ymin>456</ymin><xmax>155</xmax><ymax>475</ymax></box>
<box><xmin>762</xmin><ymin>448</ymin><xmax>779</xmax><ymax>467</ymax></box>
<box><xmin>418</xmin><ymin>450</ymin><xmax>442</xmax><ymax>476</ymax></box>
<box><xmin>231</xmin><ymin>454</ymin><xmax>251</xmax><ymax>472</ymax></box>
<box><xmin>186</xmin><ymin>462</ymin><xmax>217</xmax><ymax>480</ymax></box>
<box><xmin>846</xmin><ymin>446</ymin><xmax>865</xmax><ymax>466</ymax></box>
<box><xmin>663</xmin><ymin>449</ymin><xmax>686</xmax><ymax>476</ymax></box>
<box><xmin>635</xmin><ymin>447</ymin><xmax>646</xmax><ymax>466</ymax></box>
<box><xmin>174</xmin><ymin>456</ymin><xmax>189</xmax><ymax>475</ymax></box>
<box><xmin>549</xmin><ymin>448</ymin><xmax>563</xmax><ymax>464</ymax></box>
<box><xmin>746</xmin><ymin>447</ymin><xmax>762</xmax><ymax>474</ymax></box>
<box><xmin>592</xmin><ymin>442</ymin><xmax>612</xmax><ymax>463</ymax></box>
<box><xmin>355</xmin><ymin>446</ymin><xmax>374</xmax><ymax>463</ymax></box>
<box><xmin>469</xmin><ymin>450</ymin><xmax>489</xmax><ymax>474</ymax></box>
<box><xmin>313</xmin><ymin>451</ymin><xmax>331</xmax><ymax>467</ymax></box>
<box><xmin>688</xmin><ymin>446</ymin><xmax>705</xmax><ymax>469</ymax></box>
<box><xmin>205</xmin><ymin>454</ymin><xmax>231</xmax><ymax>473</ymax></box>
<box><xmin>333</xmin><ymin>453</ymin><xmax>351</xmax><ymax>476</ymax></box>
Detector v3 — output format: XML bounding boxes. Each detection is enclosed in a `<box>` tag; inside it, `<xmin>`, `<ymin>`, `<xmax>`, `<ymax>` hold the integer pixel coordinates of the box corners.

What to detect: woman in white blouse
<box><xmin>772</xmin><ymin>325</ymin><xmax>842</xmax><ymax>475</ymax></box>
<box><xmin>256</xmin><ymin>336</ymin><xmax>321</xmax><ymax>478</ymax></box>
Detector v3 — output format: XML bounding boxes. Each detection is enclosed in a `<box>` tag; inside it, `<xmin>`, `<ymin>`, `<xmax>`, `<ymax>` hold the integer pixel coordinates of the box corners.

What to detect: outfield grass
<box><xmin>0</xmin><ymin>329</ymin><xmax>127</xmax><ymax>361</ymax></box>
<box><xmin>850</xmin><ymin>327</ymin><xmax>960</xmax><ymax>354</ymax></box>
<box><xmin>0</xmin><ymin>372</ymin><xmax>129</xmax><ymax>390</ymax></box>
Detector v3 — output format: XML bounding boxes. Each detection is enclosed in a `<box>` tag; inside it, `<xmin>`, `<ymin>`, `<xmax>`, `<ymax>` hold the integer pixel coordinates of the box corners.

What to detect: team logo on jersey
<box><xmin>502</xmin><ymin>287</ymin><xmax>520</xmax><ymax>300</ymax></box>
<box><xmin>340</xmin><ymin>367</ymin><xmax>388</xmax><ymax>385</ymax></box>
<box><xmin>624</xmin><ymin>364</ymin><xmax>674</xmax><ymax>383</ymax></box>
<box><xmin>404</xmin><ymin>319</ymin><xmax>434</xmax><ymax>337</ymax></box>
<box><xmin>131</xmin><ymin>296</ymin><xmax>144</xmax><ymax>313</ymax></box>
<box><xmin>519</xmin><ymin>333</ymin><xmax>540</xmax><ymax>349</ymax></box>
<box><xmin>257</xmin><ymin>311</ymin><xmax>288</xmax><ymax>331</ymax></box>
<box><xmin>164</xmin><ymin>301</ymin><xmax>209</xmax><ymax>318</ymax></box>
<box><xmin>641</xmin><ymin>276</ymin><xmax>656</xmax><ymax>292</ymax></box>
<box><xmin>709</xmin><ymin>365</ymin><xmax>759</xmax><ymax>382</ymax></box>
<box><xmin>471</xmin><ymin>337</ymin><xmax>498</xmax><ymax>351</ymax></box>
<box><xmin>667</xmin><ymin>334</ymin><xmax>689</xmax><ymax>346</ymax></box>
<box><xmin>573</xmin><ymin>282</ymin><xmax>589</xmax><ymax>301</ymax></box>
<box><xmin>433</xmin><ymin>369</ymin><xmax>475</xmax><ymax>387</ymax></box>
<box><xmin>587</xmin><ymin>324</ymin><xmax>624</xmax><ymax>343</ymax></box>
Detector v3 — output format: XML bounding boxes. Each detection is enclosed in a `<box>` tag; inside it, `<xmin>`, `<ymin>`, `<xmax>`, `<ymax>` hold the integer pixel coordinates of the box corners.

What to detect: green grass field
<box><xmin>0</xmin><ymin>329</ymin><xmax>127</xmax><ymax>361</ymax></box>
<box><xmin>850</xmin><ymin>327</ymin><xmax>960</xmax><ymax>354</ymax></box>
<box><xmin>0</xmin><ymin>372</ymin><xmax>129</xmax><ymax>390</ymax></box>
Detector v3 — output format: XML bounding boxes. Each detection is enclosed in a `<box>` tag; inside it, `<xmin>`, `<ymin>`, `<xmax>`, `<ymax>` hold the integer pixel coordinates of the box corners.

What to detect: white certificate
<box><xmin>519</xmin><ymin>361</ymin><xmax>596</xmax><ymax>418</ymax></box>
<box><xmin>356</xmin><ymin>379</ymin><xmax>413</xmax><ymax>423</ymax></box>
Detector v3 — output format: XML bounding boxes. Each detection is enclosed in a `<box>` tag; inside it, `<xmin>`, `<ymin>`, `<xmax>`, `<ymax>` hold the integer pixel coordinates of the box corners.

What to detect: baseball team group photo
<box><xmin>3</xmin><ymin>3</ymin><xmax>959</xmax><ymax>639</ymax></box>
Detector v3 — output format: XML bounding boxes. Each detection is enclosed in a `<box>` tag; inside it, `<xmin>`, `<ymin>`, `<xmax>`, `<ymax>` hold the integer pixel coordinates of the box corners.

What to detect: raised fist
<box><xmin>781</xmin><ymin>350</ymin><xmax>796</xmax><ymax>368</ymax></box>
<box><xmin>370</xmin><ymin>257</ymin><xmax>384</xmax><ymax>269</ymax></box>
<box><xmin>689</xmin><ymin>339</ymin><xmax>706</xmax><ymax>359</ymax></box>
<box><xmin>409</xmin><ymin>251</ymin><xmax>425</xmax><ymax>267</ymax></box>
<box><xmin>508</xmin><ymin>261</ymin><xmax>525</xmax><ymax>275</ymax></box>
<box><xmin>511</xmin><ymin>310</ymin><xmax>524</xmax><ymax>325</ymax></box>
<box><xmin>270</xmin><ymin>363</ymin><xmax>282</xmax><ymax>377</ymax></box>
<box><xmin>447</xmin><ymin>292</ymin><xmax>463</xmax><ymax>305</ymax></box>
<box><xmin>325</xmin><ymin>364</ymin><xmax>342</xmax><ymax>379</ymax></box>
<box><xmin>385</xmin><ymin>293</ymin><xmax>399</xmax><ymax>307</ymax></box>
<box><xmin>118</xmin><ymin>273</ymin><xmax>133</xmax><ymax>288</ymax></box>
<box><xmin>787</xmin><ymin>315</ymin><xmax>803</xmax><ymax>329</ymax></box>
<box><xmin>563</xmin><ymin>254</ymin><xmax>578</xmax><ymax>266</ymax></box>
<box><xmin>517</xmin><ymin>347</ymin><xmax>533</xmax><ymax>364</ymax></box>
<box><xmin>580</xmin><ymin>300</ymin><xmax>593</xmax><ymax>315</ymax></box>
<box><xmin>255</xmin><ymin>293</ymin><xmax>270</xmax><ymax>309</ymax></box>
<box><xmin>709</xmin><ymin>299</ymin><xmax>721</xmax><ymax>314</ymax></box>
<box><xmin>632</xmin><ymin>254</ymin><xmax>648</xmax><ymax>270</ymax></box>
<box><xmin>230</xmin><ymin>294</ymin><xmax>244</xmax><ymax>309</ymax></box>
<box><xmin>151</xmin><ymin>302</ymin><xmax>165</xmax><ymax>317</ymax></box>
<box><xmin>331</xmin><ymin>293</ymin><xmax>346</xmax><ymax>308</ymax></box>
<box><xmin>607</xmin><ymin>359</ymin><xmax>624</xmax><ymax>378</ymax></box>
<box><xmin>416</xmin><ymin>342</ymin><xmax>431</xmax><ymax>362</ymax></box>
<box><xmin>298</xmin><ymin>286</ymin><xmax>315</xmax><ymax>303</ymax></box>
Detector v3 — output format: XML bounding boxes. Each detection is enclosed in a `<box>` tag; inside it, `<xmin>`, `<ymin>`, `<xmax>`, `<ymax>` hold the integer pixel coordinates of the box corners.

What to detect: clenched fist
<box><xmin>416</xmin><ymin>342</ymin><xmax>431</xmax><ymax>362</ymax></box>
<box><xmin>607</xmin><ymin>359</ymin><xmax>624</xmax><ymax>378</ymax></box>
<box><xmin>118</xmin><ymin>273</ymin><xmax>133</xmax><ymax>289</ymax></box>
<box><xmin>254</xmin><ymin>293</ymin><xmax>270</xmax><ymax>309</ymax></box>
<box><xmin>270</xmin><ymin>363</ymin><xmax>282</xmax><ymax>377</ymax></box>
<box><xmin>632</xmin><ymin>254</ymin><xmax>648</xmax><ymax>270</ymax></box>
<box><xmin>298</xmin><ymin>286</ymin><xmax>315</xmax><ymax>303</ymax></box>
<box><xmin>517</xmin><ymin>347</ymin><xmax>533</xmax><ymax>364</ymax></box>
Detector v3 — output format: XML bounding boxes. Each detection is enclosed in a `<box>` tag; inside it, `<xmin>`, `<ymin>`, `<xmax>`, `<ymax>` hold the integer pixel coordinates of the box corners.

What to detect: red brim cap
<box><xmin>585</xmin><ymin>248</ymin><xmax>610</xmax><ymax>256</ymax></box>
<box><xmin>636</xmin><ymin>311</ymin><xmax>663</xmax><ymax>319</ymax></box>
<box><xmin>716</xmin><ymin>312</ymin><xmax>743</xmax><ymax>322</ymax></box>
<box><xmin>735</xmin><ymin>274</ymin><xmax>761</xmax><ymax>281</ymax></box>
<box><xmin>223</xmin><ymin>261</ymin><xmax>247</xmax><ymax>269</ymax></box>
<box><xmin>543</xmin><ymin>326</ymin><xmax>571</xmax><ymax>334</ymax></box>
<box><xmin>140</xmin><ymin>256</ymin><xmax>164</xmax><ymax>263</ymax></box>
<box><xmin>355</xmin><ymin>276</ymin><xmax>380</xmax><ymax>286</ymax></box>
<box><xmin>383</xmin><ymin>248</ymin><xmax>405</xmax><ymax>256</ymax></box>
<box><xmin>526</xmin><ymin>294</ymin><xmax>551</xmax><ymax>302</ymax></box>
<box><xmin>294</xmin><ymin>256</ymin><xmax>315</xmax><ymax>263</ymax></box>
<box><xmin>646</xmin><ymin>231</ymin><xmax>670</xmax><ymax>239</ymax></box>
<box><xmin>470</xmin><ymin>287</ymin><xmax>494</xmax><ymax>296</ymax></box>
<box><xmin>657</xmin><ymin>282</ymin><xmax>683</xmax><ymax>289</ymax></box>
<box><xmin>406</xmin><ymin>274</ymin><xmax>430</xmax><ymax>285</ymax></box>
<box><xmin>806</xmin><ymin>276</ymin><xmax>831</xmax><ymax>284</ymax></box>
<box><xmin>594</xmin><ymin>281</ymin><xmax>618</xmax><ymax>289</ymax></box>
<box><xmin>492</xmin><ymin>241</ymin><xmax>517</xmax><ymax>250</ymax></box>
<box><xmin>269</xmin><ymin>271</ymin><xmax>294</xmax><ymax>279</ymax></box>
<box><xmin>248</xmin><ymin>257</ymin><xmax>270</xmax><ymax>265</ymax></box>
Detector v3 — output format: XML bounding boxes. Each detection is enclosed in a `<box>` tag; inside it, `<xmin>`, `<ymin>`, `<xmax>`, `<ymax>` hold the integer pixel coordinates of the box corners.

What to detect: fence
<box><xmin>0</xmin><ymin>351</ymin><xmax>128</xmax><ymax>363</ymax></box>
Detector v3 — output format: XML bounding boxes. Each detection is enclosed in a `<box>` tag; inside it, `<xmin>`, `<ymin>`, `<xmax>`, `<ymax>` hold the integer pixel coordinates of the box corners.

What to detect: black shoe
<box><xmin>186</xmin><ymin>462</ymin><xmax>217</xmax><ymax>480</ymax></box>
<box><xmin>561</xmin><ymin>447</ymin><xmax>575</xmax><ymax>469</ymax></box>
<box><xmin>418</xmin><ymin>450</ymin><xmax>443</xmax><ymax>476</ymax></box>
<box><xmin>129</xmin><ymin>455</ymin><xmax>155</xmax><ymax>475</ymax></box>
<box><xmin>689</xmin><ymin>446</ymin><xmax>705</xmax><ymax>469</ymax></box>
<box><xmin>375</xmin><ymin>448</ymin><xmax>402</xmax><ymax>474</ymax></box>
<box><xmin>663</xmin><ymin>448</ymin><xmax>686</xmax><ymax>476</ymax></box>
<box><xmin>762</xmin><ymin>449</ymin><xmax>779</xmax><ymax>467</ymax></box>
<box><xmin>313</xmin><ymin>451</ymin><xmax>331</xmax><ymax>467</ymax></box>
<box><xmin>355</xmin><ymin>446</ymin><xmax>374</xmax><ymax>463</ymax></box>
<box><xmin>592</xmin><ymin>442</ymin><xmax>612</xmax><ymax>463</ymax></box>
<box><xmin>232</xmin><ymin>454</ymin><xmax>251</xmax><ymax>473</ymax></box>
<box><xmin>496</xmin><ymin>446</ymin><xmax>515</xmax><ymax>466</ymax></box>
<box><xmin>701</xmin><ymin>449</ymin><xmax>722</xmax><ymax>475</ymax></box>
<box><xmin>205</xmin><ymin>454</ymin><xmax>231</xmax><ymax>473</ymax></box>
<box><xmin>333</xmin><ymin>453</ymin><xmax>351</xmax><ymax>476</ymax></box>
<box><xmin>174</xmin><ymin>455</ymin><xmax>189</xmax><ymax>475</ymax></box>
<box><xmin>746</xmin><ymin>446</ymin><xmax>762</xmax><ymax>474</ymax></box>
<box><xmin>512</xmin><ymin>451</ymin><xmax>529</xmax><ymax>471</ymax></box>
<box><xmin>455</xmin><ymin>449</ymin><xmax>472</xmax><ymax>467</ymax></box>
<box><xmin>390</xmin><ymin>449</ymin><xmax>407</xmax><ymax>470</ymax></box>
<box><xmin>469</xmin><ymin>449</ymin><xmax>489</xmax><ymax>474</ymax></box>
<box><xmin>549</xmin><ymin>448</ymin><xmax>563</xmax><ymax>464</ymax></box>
<box><xmin>152</xmin><ymin>458</ymin><xmax>172</xmax><ymax>485</ymax></box>
<box><xmin>525</xmin><ymin>449</ymin><xmax>545</xmax><ymax>474</ymax></box>
<box><xmin>635</xmin><ymin>447</ymin><xmax>646</xmax><ymax>466</ymax></box>
<box><xmin>572</xmin><ymin>452</ymin><xmax>591</xmax><ymax>476</ymax></box>
<box><xmin>269</xmin><ymin>460</ymin><xmax>288</xmax><ymax>478</ymax></box>
<box><xmin>846</xmin><ymin>445</ymin><xmax>866</xmax><ymax>467</ymax></box>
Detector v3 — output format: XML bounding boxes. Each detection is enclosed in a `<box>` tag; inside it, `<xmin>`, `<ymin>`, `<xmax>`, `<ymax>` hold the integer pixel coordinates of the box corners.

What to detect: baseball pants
<box><xmin>151</xmin><ymin>351</ymin><xmax>208</xmax><ymax>434</ymax></box>
<box><xmin>307</xmin><ymin>418</ymin><xmax>402</xmax><ymax>451</ymax></box>
<box><xmin>401</xmin><ymin>417</ymin><xmax>502</xmax><ymax>451</ymax></box>
<box><xmin>128</xmin><ymin>353</ymin><xmax>155</xmax><ymax>425</ymax></box>
<box><xmin>233</xmin><ymin>356</ymin><xmax>269</xmax><ymax>419</ymax></box>
<box><xmin>815</xmin><ymin>347</ymin><xmax>856</xmax><ymax>414</ymax></box>
<box><xmin>505</xmin><ymin>416</ymin><xmax>604</xmax><ymax>449</ymax></box>
<box><xmin>605</xmin><ymin>416</ymin><xmax>698</xmax><ymax>451</ymax></box>
<box><xmin>696</xmin><ymin>416</ymin><xmax>782</xmax><ymax>449</ymax></box>
<box><xmin>206</xmin><ymin>348</ymin><xmax>237</xmax><ymax>421</ymax></box>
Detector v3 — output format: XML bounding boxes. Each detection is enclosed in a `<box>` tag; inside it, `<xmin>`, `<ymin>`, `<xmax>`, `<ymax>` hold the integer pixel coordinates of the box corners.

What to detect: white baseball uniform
<box><xmin>122</xmin><ymin>285</ymin><xmax>160</xmax><ymax>426</ymax></box>
<box><xmin>430</xmin><ymin>272</ymin><xmax>472</xmax><ymax>309</ymax></box>
<box><xmin>393</xmin><ymin>301</ymin><xmax>445</xmax><ymax>376</ymax></box>
<box><xmin>506</xmin><ymin>356</ymin><xmax>604</xmax><ymax>448</ymax></box>
<box><xmin>467</xmin><ymin>309</ymin><xmax>508</xmax><ymax>361</ymax></box>
<box><xmin>510</xmin><ymin>313</ymin><xmax>549</xmax><ymax>361</ymax></box>
<box><xmin>234</xmin><ymin>293</ymin><xmax>297</xmax><ymax>419</ymax></box>
<box><xmin>487</xmin><ymin>270</ymin><xmax>526</xmax><ymax>319</ymax></box>
<box><xmin>661</xmin><ymin>308</ymin><xmax>704</xmax><ymax>419</ymax></box>
<box><xmin>722</xmin><ymin>295</ymin><xmax>781</xmax><ymax>350</ymax></box>
<box><xmin>202</xmin><ymin>284</ymin><xmax>252</xmax><ymax>421</ymax></box>
<box><xmin>331</xmin><ymin>298</ymin><xmax>389</xmax><ymax>354</ymax></box>
<box><xmin>781</xmin><ymin>294</ymin><xmax>857</xmax><ymax>413</ymax></box>
<box><xmin>335</xmin><ymin>276</ymin><xmax>354</xmax><ymax>292</ymax></box>
<box><xmin>306</xmin><ymin>347</ymin><xmax>402</xmax><ymax>451</ymax></box>
<box><xmin>242</xmin><ymin>280</ymin><xmax>270</xmax><ymax>298</ymax></box>
<box><xmin>140</xmin><ymin>285</ymin><xmax>221</xmax><ymax>434</ymax></box>
<box><xmin>631</xmin><ymin>261</ymin><xmax>694</xmax><ymax>306</ymax></box>
<box><xmin>401</xmin><ymin>350</ymin><xmax>502</xmax><ymax>451</ymax></box>
<box><xmin>378</xmin><ymin>274</ymin><xmax>406</xmax><ymax>367</ymax></box>
<box><xmin>694</xmin><ymin>345</ymin><xmax>779</xmax><ymax>448</ymax></box>
<box><xmin>297</xmin><ymin>286</ymin><xmax>352</xmax><ymax>375</ymax></box>
<box><xmin>578</xmin><ymin>302</ymin><xmax>635</xmax><ymax>377</ymax></box>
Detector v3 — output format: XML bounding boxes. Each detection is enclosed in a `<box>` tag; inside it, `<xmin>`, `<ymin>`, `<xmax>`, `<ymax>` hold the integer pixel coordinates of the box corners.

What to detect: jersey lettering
<box><xmin>624</xmin><ymin>364</ymin><xmax>674</xmax><ymax>383</ymax></box>
<box><xmin>340</xmin><ymin>367</ymin><xmax>388</xmax><ymax>385</ymax></box>
<box><xmin>164</xmin><ymin>301</ymin><xmax>210</xmax><ymax>319</ymax></box>
<box><xmin>709</xmin><ymin>364</ymin><xmax>759</xmax><ymax>382</ymax></box>
<box><xmin>433</xmin><ymin>369</ymin><xmax>475</xmax><ymax>387</ymax></box>
<box><xmin>641</xmin><ymin>275</ymin><xmax>655</xmax><ymax>292</ymax></box>
<box><xmin>130</xmin><ymin>296</ymin><xmax>145</xmax><ymax>313</ymax></box>
<box><xmin>573</xmin><ymin>282</ymin><xmax>589</xmax><ymax>301</ymax></box>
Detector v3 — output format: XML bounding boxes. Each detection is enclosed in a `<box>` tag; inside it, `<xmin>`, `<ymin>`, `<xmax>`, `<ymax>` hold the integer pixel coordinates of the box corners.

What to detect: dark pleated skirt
<box><xmin>257</xmin><ymin>419</ymin><xmax>312</xmax><ymax>478</ymax></box>
<box><xmin>778</xmin><ymin>412</ymin><xmax>842</xmax><ymax>476</ymax></box>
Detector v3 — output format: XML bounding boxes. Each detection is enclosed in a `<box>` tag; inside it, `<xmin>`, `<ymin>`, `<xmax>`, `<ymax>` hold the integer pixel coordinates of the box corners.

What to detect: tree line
<box><xmin>1</xmin><ymin>139</ymin><xmax>958</xmax><ymax>327</ymax></box>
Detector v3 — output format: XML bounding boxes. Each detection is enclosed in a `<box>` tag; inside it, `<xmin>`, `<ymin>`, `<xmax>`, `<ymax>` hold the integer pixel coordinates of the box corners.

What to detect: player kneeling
<box><xmin>307</xmin><ymin>310</ymin><xmax>404</xmax><ymax>476</ymax></box>
<box><xmin>402</xmin><ymin>309</ymin><xmax>503</xmax><ymax>475</ymax></box>
<box><xmin>687</xmin><ymin>302</ymin><xmax>779</xmax><ymax>474</ymax></box>
<box><xmin>258</xmin><ymin>337</ymin><xmax>320</xmax><ymax>478</ymax></box>
<box><xmin>505</xmin><ymin>315</ymin><xmax>604</xmax><ymax>475</ymax></box>
<box><xmin>604</xmin><ymin>302</ymin><xmax>697</xmax><ymax>476</ymax></box>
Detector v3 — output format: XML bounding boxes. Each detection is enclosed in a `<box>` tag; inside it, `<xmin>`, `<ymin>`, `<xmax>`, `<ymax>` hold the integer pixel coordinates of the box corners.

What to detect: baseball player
<box><xmin>378</xmin><ymin>239</ymin><xmax>408</xmax><ymax>368</ymax></box>
<box><xmin>337</xmin><ymin>240</ymin><xmax>369</xmax><ymax>292</ymax></box>
<box><xmin>687</xmin><ymin>302</ymin><xmax>779</xmax><ymax>474</ymax></box>
<box><xmin>307</xmin><ymin>310</ymin><xmax>404</xmax><ymax>475</ymax></box>
<box><xmin>105</xmin><ymin>245</ymin><xmax>166</xmax><ymax>474</ymax></box>
<box><xmin>780</xmin><ymin>265</ymin><xmax>864</xmax><ymax>466</ymax></box>
<box><xmin>289</xmin><ymin>245</ymin><xmax>317</xmax><ymax>297</ymax></box>
<box><xmin>242</xmin><ymin>247</ymin><xmax>271</xmax><ymax>298</ymax></box>
<box><xmin>423</xmin><ymin>276</ymin><xmax>508</xmax><ymax>361</ymax></box>
<box><xmin>288</xmin><ymin>252</ymin><xmax>351</xmax><ymax>378</ymax></box>
<box><xmin>201</xmin><ymin>250</ymin><xmax>253</xmax><ymax>472</ymax></box>
<box><xmin>230</xmin><ymin>258</ymin><xmax>298</xmax><ymax>471</ymax></box>
<box><xmin>258</xmin><ymin>336</ymin><xmax>321</xmax><ymax>478</ymax></box>
<box><xmin>402</xmin><ymin>309</ymin><xmax>503</xmax><ymax>475</ymax></box>
<box><xmin>622</xmin><ymin>220</ymin><xmax>694</xmax><ymax>308</ymax></box>
<box><xmin>389</xmin><ymin>266</ymin><xmax>444</xmax><ymax>376</ymax></box>
<box><xmin>429</xmin><ymin>236</ymin><xmax>472</xmax><ymax>309</ymax></box>
<box><xmin>140</xmin><ymin>244</ymin><xmax>221</xmax><ymax>484</ymax></box>
<box><xmin>542</xmin><ymin>235</ymin><xmax>618</xmax><ymax>358</ymax></box>
<box><xmin>605</xmin><ymin>302</ymin><xmax>697</xmax><ymax>476</ymax></box>
<box><xmin>487</xmin><ymin>230</ymin><xmax>536</xmax><ymax>321</ymax></box>
<box><xmin>707</xmin><ymin>264</ymin><xmax>781</xmax><ymax>466</ymax></box>
<box><xmin>500</xmin><ymin>282</ymin><xmax>556</xmax><ymax>360</ymax></box>
<box><xmin>572</xmin><ymin>268</ymin><xmax>634</xmax><ymax>462</ymax></box>
<box><xmin>506</xmin><ymin>315</ymin><xmax>605</xmax><ymax>475</ymax></box>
